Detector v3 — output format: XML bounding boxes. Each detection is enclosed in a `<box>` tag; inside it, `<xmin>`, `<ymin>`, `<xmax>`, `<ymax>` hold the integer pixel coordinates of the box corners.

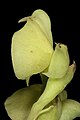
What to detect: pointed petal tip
<box><xmin>18</xmin><ymin>16</ymin><xmax>30</xmax><ymax>23</ymax></box>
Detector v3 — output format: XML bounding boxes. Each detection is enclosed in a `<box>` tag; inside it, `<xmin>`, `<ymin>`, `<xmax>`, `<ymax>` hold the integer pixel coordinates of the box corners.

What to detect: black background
<box><xmin>0</xmin><ymin>1</ymin><xmax>80</xmax><ymax>120</ymax></box>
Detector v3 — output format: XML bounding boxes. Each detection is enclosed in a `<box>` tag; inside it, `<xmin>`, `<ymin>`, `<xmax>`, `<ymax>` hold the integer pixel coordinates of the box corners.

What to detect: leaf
<box><xmin>4</xmin><ymin>84</ymin><xmax>43</xmax><ymax>120</ymax></box>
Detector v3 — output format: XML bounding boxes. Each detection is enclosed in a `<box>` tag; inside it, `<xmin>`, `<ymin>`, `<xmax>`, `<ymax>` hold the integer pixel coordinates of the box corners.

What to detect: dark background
<box><xmin>0</xmin><ymin>1</ymin><xmax>80</xmax><ymax>120</ymax></box>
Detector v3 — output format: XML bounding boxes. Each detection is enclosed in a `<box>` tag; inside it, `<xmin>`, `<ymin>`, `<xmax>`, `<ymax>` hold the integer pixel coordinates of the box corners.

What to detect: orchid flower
<box><xmin>11</xmin><ymin>9</ymin><xmax>53</xmax><ymax>84</ymax></box>
<box><xmin>5</xmin><ymin>9</ymin><xmax>80</xmax><ymax>120</ymax></box>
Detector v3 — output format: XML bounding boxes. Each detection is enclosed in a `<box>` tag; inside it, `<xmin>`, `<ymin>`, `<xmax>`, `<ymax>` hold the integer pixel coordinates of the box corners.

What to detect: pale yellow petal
<box><xmin>60</xmin><ymin>99</ymin><xmax>80</xmax><ymax>120</ymax></box>
<box><xmin>43</xmin><ymin>43</ymin><xmax>70</xmax><ymax>79</ymax></box>
<box><xmin>4</xmin><ymin>84</ymin><xmax>43</xmax><ymax>120</ymax></box>
<box><xmin>11</xmin><ymin>17</ymin><xmax>53</xmax><ymax>79</ymax></box>
<box><xmin>32</xmin><ymin>9</ymin><xmax>53</xmax><ymax>46</ymax></box>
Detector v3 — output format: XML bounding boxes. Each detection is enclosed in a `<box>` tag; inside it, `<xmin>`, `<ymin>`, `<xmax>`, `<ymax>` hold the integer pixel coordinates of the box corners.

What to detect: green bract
<box><xmin>4</xmin><ymin>9</ymin><xmax>80</xmax><ymax>120</ymax></box>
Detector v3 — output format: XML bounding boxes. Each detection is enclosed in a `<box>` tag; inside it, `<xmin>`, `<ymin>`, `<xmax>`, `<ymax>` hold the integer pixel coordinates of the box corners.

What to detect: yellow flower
<box><xmin>5</xmin><ymin>9</ymin><xmax>80</xmax><ymax>120</ymax></box>
<box><xmin>11</xmin><ymin>9</ymin><xmax>53</xmax><ymax>80</ymax></box>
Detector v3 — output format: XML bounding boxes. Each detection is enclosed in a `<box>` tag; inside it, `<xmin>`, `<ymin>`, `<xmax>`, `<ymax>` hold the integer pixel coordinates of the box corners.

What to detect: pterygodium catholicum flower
<box><xmin>11</xmin><ymin>9</ymin><xmax>53</xmax><ymax>84</ymax></box>
<box><xmin>4</xmin><ymin>9</ymin><xmax>80</xmax><ymax>120</ymax></box>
